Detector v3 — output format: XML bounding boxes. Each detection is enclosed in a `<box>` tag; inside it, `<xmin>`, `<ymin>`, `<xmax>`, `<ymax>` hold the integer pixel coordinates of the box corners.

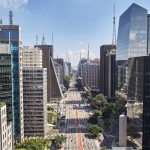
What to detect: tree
<box><xmin>127</xmin><ymin>124</ymin><xmax>139</xmax><ymax>139</ymax></box>
<box><xmin>53</xmin><ymin>135</ymin><xmax>66</xmax><ymax>148</ymax></box>
<box><xmin>47</xmin><ymin>106</ymin><xmax>55</xmax><ymax>112</ymax></box>
<box><xmin>85</xmin><ymin>91</ymin><xmax>92</xmax><ymax>100</ymax></box>
<box><xmin>88</xmin><ymin>110</ymin><xmax>102</xmax><ymax>124</ymax></box>
<box><xmin>47</xmin><ymin>111</ymin><xmax>57</xmax><ymax>124</ymax></box>
<box><xmin>93</xmin><ymin>110</ymin><xmax>102</xmax><ymax>118</ymax></box>
<box><xmin>91</xmin><ymin>94</ymin><xmax>107</xmax><ymax>110</ymax></box>
<box><xmin>15</xmin><ymin>138</ymin><xmax>49</xmax><ymax>150</ymax></box>
<box><xmin>64</xmin><ymin>75</ymin><xmax>71</xmax><ymax>89</ymax></box>
<box><xmin>89</xmin><ymin>125</ymin><xmax>103</xmax><ymax>138</ymax></box>
<box><xmin>102</xmin><ymin>103</ymin><xmax>116</xmax><ymax>118</ymax></box>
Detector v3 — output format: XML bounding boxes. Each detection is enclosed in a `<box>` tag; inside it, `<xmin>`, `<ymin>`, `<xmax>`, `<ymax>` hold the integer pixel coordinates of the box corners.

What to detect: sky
<box><xmin>0</xmin><ymin>0</ymin><xmax>150</xmax><ymax>67</ymax></box>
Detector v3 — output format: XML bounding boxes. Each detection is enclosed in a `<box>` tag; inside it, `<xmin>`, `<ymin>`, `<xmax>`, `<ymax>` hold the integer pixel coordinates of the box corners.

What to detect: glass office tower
<box><xmin>0</xmin><ymin>44</ymin><xmax>12</xmax><ymax>121</ymax></box>
<box><xmin>0</xmin><ymin>25</ymin><xmax>24</xmax><ymax>142</ymax></box>
<box><xmin>117</xmin><ymin>3</ymin><xmax>147</xmax><ymax>61</ymax></box>
<box><xmin>116</xmin><ymin>3</ymin><xmax>148</xmax><ymax>92</ymax></box>
<box><xmin>116</xmin><ymin>3</ymin><xmax>150</xmax><ymax>150</ymax></box>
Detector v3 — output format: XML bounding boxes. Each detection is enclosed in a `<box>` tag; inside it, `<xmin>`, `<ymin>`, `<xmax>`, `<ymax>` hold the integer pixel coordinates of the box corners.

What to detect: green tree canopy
<box><xmin>89</xmin><ymin>124</ymin><xmax>103</xmax><ymax>138</ymax></box>
<box><xmin>93</xmin><ymin>110</ymin><xmax>102</xmax><ymax>118</ymax></box>
<box><xmin>54</xmin><ymin>135</ymin><xmax>66</xmax><ymax>148</ymax></box>
<box><xmin>127</xmin><ymin>124</ymin><xmax>139</xmax><ymax>138</ymax></box>
<box><xmin>15</xmin><ymin>138</ymin><xmax>49</xmax><ymax>150</ymax></box>
<box><xmin>91</xmin><ymin>94</ymin><xmax>107</xmax><ymax>110</ymax></box>
<box><xmin>64</xmin><ymin>75</ymin><xmax>71</xmax><ymax>89</ymax></box>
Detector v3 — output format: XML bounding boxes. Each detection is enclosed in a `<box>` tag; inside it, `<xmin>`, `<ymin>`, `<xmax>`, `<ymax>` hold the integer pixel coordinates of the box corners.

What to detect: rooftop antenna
<box><xmin>80</xmin><ymin>51</ymin><xmax>81</xmax><ymax>60</ymax></box>
<box><xmin>57</xmin><ymin>52</ymin><xmax>58</xmax><ymax>59</ymax></box>
<box><xmin>52</xmin><ymin>32</ymin><xmax>53</xmax><ymax>45</ymax></box>
<box><xmin>9</xmin><ymin>10</ymin><xmax>13</xmax><ymax>25</ymax></box>
<box><xmin>0</xmin><ymin>19</ymin><xmax>2</xmax><ymax>24</ymax></box>
<box><xmin>112</xmin><ymin>0</ymin><xmax>116</xmax><ymax>46</ymax></box>
<box><xmin>68</xmin><ymin>53</ymin><xmax>70</xmax><ymax>62</ymax></box>
<box><xmin>66</xmin><ymin>50</ymin><xmax>68</xmax><ymax>62</ymax></box>
<box><xmin>36</xmin><ymin>35</ymin><xmax>38</xmax><ymax>45</ymax></box>
<box><xmin>87</xmin><ymin>44</ymin><xmax>90</xmax><ymax>61</ymax></box>
<box><xmin>42</xmin><ymin>33</ymin><xmax>46</xmax><ymax>45</ymax></box>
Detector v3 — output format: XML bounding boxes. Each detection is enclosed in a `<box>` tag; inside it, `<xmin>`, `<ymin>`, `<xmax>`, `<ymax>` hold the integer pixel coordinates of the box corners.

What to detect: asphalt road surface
<box><xmin>61</xmin><ymin>77</ymin><xmax>99</xmax><ymax>150</ymax></box>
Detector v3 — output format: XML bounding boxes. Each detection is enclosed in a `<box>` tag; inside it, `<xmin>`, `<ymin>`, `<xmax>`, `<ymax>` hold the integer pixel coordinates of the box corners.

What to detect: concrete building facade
<box><xmin>34</xmin><ymin>44</ymin><xmax>62</xmax><ymax>103</ymax></box>
<box><xmin>22</xmin><ymin>47</ymin><xmax>47</xmax><ymax>137</ymax></box>
<box><xmin>81</xmin><ymin>60</ymin><xmax>100</xmax><ymax>91</ymax></box>
<box><xmin>0</xmin><ymin>102</ymin><xmax>13</xmax><ymax>150</ymax></box>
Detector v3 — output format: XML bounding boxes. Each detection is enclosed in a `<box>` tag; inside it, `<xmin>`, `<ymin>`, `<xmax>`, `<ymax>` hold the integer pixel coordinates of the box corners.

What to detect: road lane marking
<box><xmin>76</xmin><ymin>110</ymin><xmax>83</xmax><ymax>150</ymax></box>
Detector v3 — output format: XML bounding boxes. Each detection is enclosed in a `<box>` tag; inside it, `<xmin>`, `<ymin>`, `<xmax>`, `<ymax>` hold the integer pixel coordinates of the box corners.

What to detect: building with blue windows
<box><xmin>117</xmin><ymin>3</ymin><xmax>148</xmax><ymax>61</ymax></box>
<box><xmin>0</xmin><ymin>44</ymin><xmax>12</xmax><ymax>121</ymax></box>
<box><xmin>116</xmin><ymin>3</ymin><xmax>148</xmax><ymax>92</ymax></box>
<box><xmin>117</xmin><ymin>3</ymin><xmax>150</xmax><ymax>150</ymax></box>
<box><xmin>0</xmin><ymin>25</ymin><xmax>24</xmax><ymax>142</ymax></box>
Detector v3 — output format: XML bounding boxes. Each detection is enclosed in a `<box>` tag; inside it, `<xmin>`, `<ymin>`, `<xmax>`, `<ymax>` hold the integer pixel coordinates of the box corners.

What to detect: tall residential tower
<box><xmin>22</xmin><ymin>47</ymin><xmax>47</xmax><ymax>137</ymax></box>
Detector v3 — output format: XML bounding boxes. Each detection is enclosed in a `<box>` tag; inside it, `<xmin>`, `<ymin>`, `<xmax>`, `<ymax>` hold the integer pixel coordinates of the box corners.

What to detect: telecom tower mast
<box><xmin>112</xmin><ymin>1</ymin><xmax>116</xmax><ymax>46</ymax></box>
<box><xmin>87</xmin><ymin>44</ymin><xmax>90</xmax><ymax>61</ymax></box>
<box><xmin>9</xmin><ymin>10</ymin><xmax>13</xmax><ymax>25</ymax></box>
<box><xmin>42</xmin><ymin>34</ymin><xmax>46</xmax><ymax>45</ymax></box>
<box><xmin>36</xmin><ymin>35</ymin><xmax>38</xmax><ymax>45</ymax></box>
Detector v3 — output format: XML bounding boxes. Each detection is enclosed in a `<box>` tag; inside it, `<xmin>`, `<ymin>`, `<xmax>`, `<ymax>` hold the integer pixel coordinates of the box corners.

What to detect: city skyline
<box><xmin>0</xmin><ymin>0</ymin><xmax>150</xmax><ymax>67</ymax></box>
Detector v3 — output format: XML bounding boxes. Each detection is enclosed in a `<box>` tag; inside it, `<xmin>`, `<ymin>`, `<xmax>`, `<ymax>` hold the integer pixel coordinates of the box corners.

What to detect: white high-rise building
<box><xmin>22</xmin><ymin>47</ymin><xmax>47</xmax><ymax>137</ymax></box>
<box><xmin>22</xmin><ymin>46</ymin><xmax>42</xmax><ymax>68</ymax></box>
<box><xmin>0</xmin><ymin>102</ymin><xmax>13</xmax><ymax>150</ymax></box>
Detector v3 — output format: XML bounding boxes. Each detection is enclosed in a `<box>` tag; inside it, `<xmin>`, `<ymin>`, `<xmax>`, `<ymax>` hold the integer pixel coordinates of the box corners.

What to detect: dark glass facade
<box><xmin>0</xmin><ymin>51</ymin><xmax>12</xmax><ymax>121</ymax></box>
<box><xmin>100</xmin><ymin>45</ymin><xmax>116</xmax><ymax>99</ymax></box>
<box><xmin>147</xmin><ymin>15</ymin><xmax>150</xmax><ymax>54</ymax></box>
<box><xmin>0</xmin><ymin>25</ymin><xmax>24</xmax><ymax>141</ymax></box>
<box><xmin>143</xmin><ymin>56</ymin><xmax>150</xmax><ymax>150</ymax></box>
<box><xmin>116</xmin><ymin>3</ymin><xmax>150</xmax><ymax>149</ymax></box>
<box><xmin>128</xmin><ymin>57</ymin><xmax>144</xmax><ymax>102</ymax></box>
<box><xmin>127</xmin><ymin>56</ymin><xmax>150</xmax><ymax>150</ymax></box>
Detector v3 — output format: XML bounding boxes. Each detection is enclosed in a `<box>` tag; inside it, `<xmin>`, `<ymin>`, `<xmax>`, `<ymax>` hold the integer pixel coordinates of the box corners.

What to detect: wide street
<box><xmin>61</xmin><ymin>77</ymin><xmax>99</xmax><ymax>150</ymax></box>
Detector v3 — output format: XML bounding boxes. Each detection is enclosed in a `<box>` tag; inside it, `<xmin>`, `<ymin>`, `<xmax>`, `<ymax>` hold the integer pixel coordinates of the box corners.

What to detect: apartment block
<box><xmin>0</xmin><ymin>102</ymin><xmax>13</xmax><ymax>150</ymax></box>
<box><xmin>22</xmin><ymin>47</ymin><xmax>47</xmax><ymax>137</ymax></box>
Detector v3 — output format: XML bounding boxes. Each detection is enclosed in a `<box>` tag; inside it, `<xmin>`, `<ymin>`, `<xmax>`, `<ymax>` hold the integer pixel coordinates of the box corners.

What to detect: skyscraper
<box><xmin>77</xmin><ymin>58</ymin><xmax>87</xmax><ymax>77</ymax></box>
<box><xmin>53</xmin><ymin>58</ymin><xmax>65</xmax><ymax>85</ymax></box>
<box><xmin>22</xmin><ymin>47</ymin><xmax>47</xmax><ymax>137</ymax></box>
<box><xmin>0</xmin><ymin>24</ymin><xmax>24</xmax><ymax>142</ymax></box>
<box><xmin>106</xmin><ymin>48</ymin><xmax>116</xmax><ymax>100</ymax></box>
<box><xmin>116</xmin><ymin>3</ymin><xmax>150</xmax><ymax>149</ymax></box>
<box><xmin>0</xmin><ymin>44</ymin><xmax>12</xmax><ymax>122</ymax></box>
<box><xmin>117</xmin><ymin>3</ymin><xmax>147</xmax><ymax>61</ymax></box>
<box><xmin>66</xmin><ymin>62</ymin><xmax>72</xmax><ymax>75</ymax></box>
<box><xmin>116</xmin><ymin>3</ymin><xmax>148</xmax><ymax>93</ymax></box>
<box><xmin>0</xmin><ymin>43</ymin><xmax>13</xmax><ymax>148</ymax></box>
<box><xmin>100</xmin><ymin>45</ymin><xmax>116</xmax><ymax>99</ymax></box>
<box><xmin>35</xmin><ymin>44</ymin><xmax>62</xmax><ymax>104</ymax></box>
